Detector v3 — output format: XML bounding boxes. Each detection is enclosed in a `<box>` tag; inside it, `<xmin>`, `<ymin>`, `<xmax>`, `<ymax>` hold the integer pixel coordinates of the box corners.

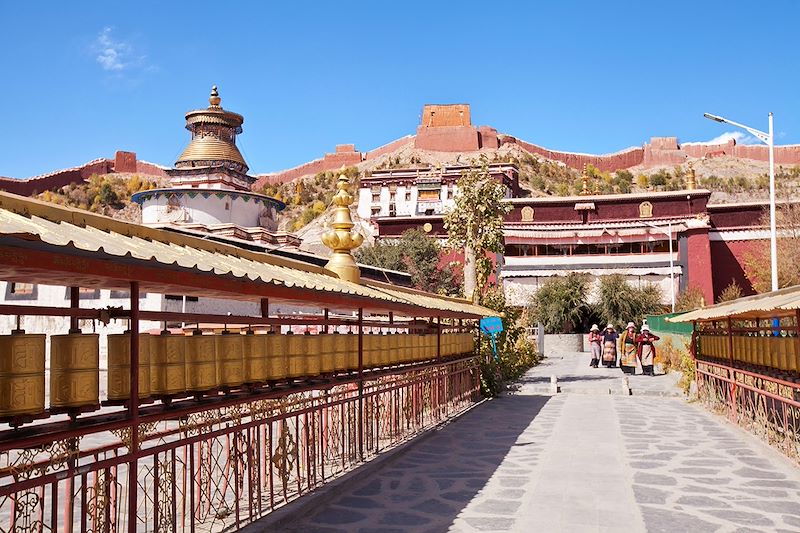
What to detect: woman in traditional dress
<box><xmin>636</xmin><ymin>324</ymin><xmax>660</xmax><ymax>376</ymax></box>
<box><xmin>588</xmin><ymin>324</ymin><xmax>602</xmax><ymax>368</ymax></box>
<box><xmin>619</xmin><ymin>321</ymin><xmax>638</xmax><ymax>374</ymax></box>
<box><xmin>601</xmin><ymin>323</ymin><xmax>618</xmax><ymax>368</ymax></box>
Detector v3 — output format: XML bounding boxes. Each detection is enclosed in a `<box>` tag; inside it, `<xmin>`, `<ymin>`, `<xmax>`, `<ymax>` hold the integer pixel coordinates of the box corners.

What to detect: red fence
<box><xmin>0</xmin><ymin>356</ymin><xmax>479</xmax><ymax>532</ymax></box>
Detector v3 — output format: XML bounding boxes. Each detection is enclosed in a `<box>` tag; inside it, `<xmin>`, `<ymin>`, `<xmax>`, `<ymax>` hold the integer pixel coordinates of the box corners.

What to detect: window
<box><xmin>165</xmin><ymin>295</ymin><xmax>199</xmax><ymax>302</ymax></box>
<box><xmin>64</xmin><ymin>287</ymin><xmax>100</xmax><ymax>299</ymax></box>
<box><xmin>405</xmin><ymin>190</ymin><xmax>411</xmax><ymax>201</ymax></box>
<box><xmin>371</xmin><ymin>207</ymin><xmax>381</xmax><ymax>217</ymax></box>
<box><xmin>418</xmin><ymin>189</ymin><xmax>440</xmax><ymax>201</ymax></box>
<box><xmin>7</xmin><ymin>282</ymin><xmax>36</xmax><ymax>300</ymax></box>
<box><xmin>372</xmin><ymin>193</ymin><xmax>380</xmax><ymax>203</ymax></box>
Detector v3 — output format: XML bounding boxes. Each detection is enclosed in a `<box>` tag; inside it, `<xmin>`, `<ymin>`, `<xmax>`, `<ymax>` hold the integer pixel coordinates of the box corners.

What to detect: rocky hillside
<box><xmin>258</xmin><ymin>142</ymin><xmax>800</xmax><ymax>245</ymax></box>
<box><xmin>36</xmin><ymin>173</ymin><xmax>169</xmax><ymax>223</ymax></box>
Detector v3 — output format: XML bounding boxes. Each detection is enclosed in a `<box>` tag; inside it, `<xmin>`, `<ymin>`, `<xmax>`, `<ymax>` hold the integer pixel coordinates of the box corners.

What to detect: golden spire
<box><xmin>686</xmin><ymin>161</ymin><xmax>696</xmax><ymax>190</ymax></box>
<box><xmin>209</xmin><ymin>85</ymin><xmax>221</xmax><ymax>108</ymax></box>
<box><xmin>321</xmin><ymin>170</ymin><xmax>364</xmax><ymax>283</ymax></box>
<box><xmin>580</xmin><ymin>164</ymin><xmax>591</xmax><ymax>196</ymax></box>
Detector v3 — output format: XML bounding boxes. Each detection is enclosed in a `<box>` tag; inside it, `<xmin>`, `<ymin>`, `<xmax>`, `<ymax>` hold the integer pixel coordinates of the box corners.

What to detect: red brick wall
<box><xmin>0</xmin><ymin>159</ymin><xmax>113</xmax><ymax>195</ymax></box>
<box><xmin>710</xmin><ymin>240</ymin><xmax>758</xmax><ymax>298</ymax></box>
<box><xmin>507</xmin><ymin>137</ymin><xmax>646</xmax><ymax>172</ymax></box>
<box><xmin>685</xmin><ymin>228</ymin><xmax>714</xmax><ymax>303</ymax></box>
<box><xmin>0</xmin><ymin>151</ymin><xmax>167</xmax><ymax>196</ymax></box>
<box><xmin>414</xmin><ymin>126</ymin><xmax>480</xmax><ymax>152</ymax></box>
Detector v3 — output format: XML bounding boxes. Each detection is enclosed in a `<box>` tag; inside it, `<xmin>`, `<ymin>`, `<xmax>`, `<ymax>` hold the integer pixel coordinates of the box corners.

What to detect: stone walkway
<box><xmin>259</xmin><ymin>353</ymin><xmax>800</xmax><ymax>532</ymax></box>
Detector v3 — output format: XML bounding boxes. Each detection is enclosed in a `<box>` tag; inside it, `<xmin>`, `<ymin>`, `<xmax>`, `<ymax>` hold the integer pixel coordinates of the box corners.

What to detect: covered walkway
<box><xmin>272</xmin><ymin>353</ymin><xmax>800</xmax><ymax>533</ymax></box>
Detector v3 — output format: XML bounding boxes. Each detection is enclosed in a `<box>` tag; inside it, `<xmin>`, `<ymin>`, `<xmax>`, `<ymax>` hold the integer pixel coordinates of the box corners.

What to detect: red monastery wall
<box><xmin>504</xmin><ymin>137</ymin><xmax>645</xmax><ymax>172</ymax></box>
<box><xmin>0</xmin><ymin>151</ymin><xmax>168</xmax><ymax>196</ymax></box>
<box><xmin>710</xmin><ymin>240</ymin><xmax>758</xmax><ymax>298</ymax></box>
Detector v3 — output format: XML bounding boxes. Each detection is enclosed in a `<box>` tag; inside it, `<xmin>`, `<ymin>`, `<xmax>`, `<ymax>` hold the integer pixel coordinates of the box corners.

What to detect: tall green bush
<box><xmin>594</xmin><ymin>274</ymin><xmax>663</xmax><ymax>328</ymax></box>
<box><xmin>529</xmin><ymin>273</ymin><xmax>591</xmax><ymax>333</ymax></box>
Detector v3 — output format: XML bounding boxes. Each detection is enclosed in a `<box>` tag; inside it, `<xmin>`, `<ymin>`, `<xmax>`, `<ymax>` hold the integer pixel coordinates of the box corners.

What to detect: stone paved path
<box><xmin>264</xmin><ymin>353</ymin><xmax>800</xmax><ymax>532</ymax></box>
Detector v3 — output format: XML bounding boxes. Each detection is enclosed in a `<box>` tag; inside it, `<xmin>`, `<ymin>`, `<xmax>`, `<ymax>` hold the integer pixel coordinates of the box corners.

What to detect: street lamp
<box><xmin>644</xmin><ymin>221</ymin><xmax>675</xmax><ymax>313</ymax></box>
<box><xmin>704</xmin><ymin>112</ymin><xmax>777</xmax><ymax>292</ymax></box>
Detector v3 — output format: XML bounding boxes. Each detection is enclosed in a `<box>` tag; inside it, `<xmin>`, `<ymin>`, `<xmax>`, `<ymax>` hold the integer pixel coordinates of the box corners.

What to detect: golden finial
<box><xmin>321</xmin><ymin>168</ymin><xmax>364</xmax><ymax>283</ymax></box>
<box><xmin>209</xmin><ymin>85</ymin><xmax>221</xmax><ymax>108</ymax></box>
<box><xmin>686</xmin><ymin>161</ymin><xmax>696</xmax><ymax>191</ymax></box>
<box><xmin>580</xmin><ymin>164</ymin><xmax>590</xmax><ymax>196</ymax></box>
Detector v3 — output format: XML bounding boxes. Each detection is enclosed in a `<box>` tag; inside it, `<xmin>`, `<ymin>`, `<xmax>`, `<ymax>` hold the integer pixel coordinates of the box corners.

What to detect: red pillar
<box><xmin>685</xmin><ymin>227</ymin><xmax>714</xmax><ymax>304</ymax></box>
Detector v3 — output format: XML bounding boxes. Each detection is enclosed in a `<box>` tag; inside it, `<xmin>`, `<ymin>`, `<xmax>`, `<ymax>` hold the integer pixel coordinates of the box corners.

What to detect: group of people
<box><xmin>587</xmin><ymin>322</ymin><xmax>660</xmax><ymax>376</ymax></box>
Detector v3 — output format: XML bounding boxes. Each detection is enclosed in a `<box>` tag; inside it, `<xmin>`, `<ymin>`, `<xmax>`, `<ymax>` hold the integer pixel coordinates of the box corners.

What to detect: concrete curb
<box><xmin>237</xmin><ymin>399</ymin><xmax>487</xmax><ymax>532</ymax></box>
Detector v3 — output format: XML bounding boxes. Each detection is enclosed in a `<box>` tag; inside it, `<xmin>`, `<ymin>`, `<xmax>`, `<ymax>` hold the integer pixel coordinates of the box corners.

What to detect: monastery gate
<box><xmin>0</xmin><ymin>192</ymin><xmax>489</xmax><ymax>532</ymax></box>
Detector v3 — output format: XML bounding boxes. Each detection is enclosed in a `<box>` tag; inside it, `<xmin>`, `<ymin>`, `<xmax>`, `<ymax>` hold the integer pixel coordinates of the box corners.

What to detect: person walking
<box><xmin>588</xmin><ymin>324</ymin><xmax>602</xmax><ymax>368</ymax></box>
<box><xmin>601</xmin><ymin>323</ymin><xmax>618</xmax><ymax>368</ymax></box>
<box><xmin>636</xmin><ymin>324</ymin><xmax>660</xmax><ymax>376</ymax></box>
<box><xmin>619</xmin><ymin>322</ymin><xmax>638</xmax><ymax>375</ymax></box>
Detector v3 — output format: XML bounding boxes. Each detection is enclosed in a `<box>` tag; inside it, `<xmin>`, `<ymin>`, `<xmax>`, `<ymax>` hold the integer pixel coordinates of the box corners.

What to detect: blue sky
<box><xmin>1</xmin><ymin>0</ymin><xmax>798</xmax><ymax>178</ymax></box>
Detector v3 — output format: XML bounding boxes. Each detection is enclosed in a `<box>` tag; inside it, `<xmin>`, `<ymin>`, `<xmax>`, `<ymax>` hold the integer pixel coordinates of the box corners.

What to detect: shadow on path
<box><xmin>284</xmin><ymin>394</ymin><xmax>557</xmax><ymax>532</ymax></box>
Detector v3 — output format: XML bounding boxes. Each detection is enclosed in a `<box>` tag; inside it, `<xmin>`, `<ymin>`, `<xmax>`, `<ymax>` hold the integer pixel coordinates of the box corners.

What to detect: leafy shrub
<box><xmin>717</xmin><ymin>281</ymin><xmax>743</xmax><ymax>303</ymax></box>
<box><xmin>479</xmin><ymin>288</ymin><xmax>542</xmax><ymax>397</ymax></box>
<box><xmin>676</xmin><ymin>286</ymin><xmax>706</xmax><ymax>311</ymax></box>
<box><xmin>594</xmin><ymin>274</ymin><xmax>664</xmax><ymax>328</ymax></box>
<box><xmin>530</xmin><ymin>273</ymin><xmax>591</xmax><ymax>333</ymax></box>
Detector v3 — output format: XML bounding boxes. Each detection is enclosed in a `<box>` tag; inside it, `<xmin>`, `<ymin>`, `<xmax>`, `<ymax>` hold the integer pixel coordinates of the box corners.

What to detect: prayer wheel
<box><xmin>774</xmin><ymin>337</ymin><xmax>790</xmax><ymax>372</ymax></box>
<box><xmin>319</xmin><ymin>334</ymin><xmax>336</xmax><ymax>374</ymax></box>
<box><xmin>403</xmin><ymin>334</ymin><xmax>413</xmax><ymax>363</ymax></box>
<box><xmin>286</xmin><ymin>333</ymin><xmax>306</xmax><ymax>378</ymax></box>
<box><xmin>216</xmin><ymin>331</ymin><xmax>244</xmax><ymax>387</ymax></box>
<box><xmin>0</xmin><ymin>330</ymin><xmax>45</xmax><ymax>417</ymax></box>
<box><xmin>151</xmin><ymin>332</ymin><xmax>186</xmax><ymax>396</ymax></box>
<box><xmin>107</xmin><ymin>332</ymin><xmax>151</xmax><ymax>400</ymax></box>
<box><xmin>266</xmin><ymin>333</ymin><xmax>288</xmax><ymax>380</ymax></box>
<box><xmin>333</xmin><ymin>332</ymin><xmax>348</xmax><ymax>372</ymax></box>
<box><xmin>243</xmin><ymin>331</ymin><xmax>268</xmax><ymax>383</ymax></box>
<box><xmin>389</xmin><ymin>333</ymin><xmax>401</xmax><ymax>365</ymax></box>
<box><xmin>346</xmin><ymin>333</ymin><xmax>359</xmax><ymax>370</ymax></box>
<box><xmin>379</xmin><ymin>333</ymin><xmax>391</xmax><ymax>366</ymax></box>
<box><xmin>50</xmin><ymin>333</ymin><xmax>100</xmax><ymax>409</ymax></box>
<box><xmin>184</xmin><ymin>331</ymin><xmax>217</xmax><ymax>392</ymax></box>
<box><xmin>305</xmin><ymin>334</ymin><xmax>322</xmax><ymax>376</ymax></box>
<box><xmin>367</xmin><ymin>334</ymin><xmax>379</xmax><ymax>368</ymax></box>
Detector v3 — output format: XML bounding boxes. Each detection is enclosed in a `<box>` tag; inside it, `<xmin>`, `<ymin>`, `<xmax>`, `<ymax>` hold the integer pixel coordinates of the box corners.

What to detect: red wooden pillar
<box><xmin>357</xmin><ymin>308</ymin><xmax>364</xmax><ymax>460</ymax></box>
<box><xmin>128</xmin><ymin>281</ymin><xmax>140</xmax><ymax>533</ymax></box>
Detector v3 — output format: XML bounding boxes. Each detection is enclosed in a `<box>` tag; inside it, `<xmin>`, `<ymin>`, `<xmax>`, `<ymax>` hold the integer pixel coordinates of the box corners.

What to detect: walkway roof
<box><xmin>0</xmin><ymin>192</ymin><xmax>490</xmax><ymax>319</ymax></box>
<box><xmin>668</xmin><ymin>285</ymin><xmax>800</xmax><ymax>322</ymax></box>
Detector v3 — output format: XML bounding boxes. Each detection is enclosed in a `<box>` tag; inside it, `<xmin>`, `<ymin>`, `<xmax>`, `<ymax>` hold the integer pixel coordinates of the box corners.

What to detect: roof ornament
<box><xmin>209</xmin><ymin>85</ymin><xmax>221</xmax><ymax>108</ymax></box>
<box><xmin>580</xmin><ymin>164</ymin><xmax>591</xmax><ymax>196</ymax></box>
<box><xmin>686</xmin><ymin>161</ymin><xmax>696</xmax><ymax>191</ymax></box>
<box><xmin>321</xmin><ymin>168</ymin><xmax>364</xmax><ymax>283</ymax></box>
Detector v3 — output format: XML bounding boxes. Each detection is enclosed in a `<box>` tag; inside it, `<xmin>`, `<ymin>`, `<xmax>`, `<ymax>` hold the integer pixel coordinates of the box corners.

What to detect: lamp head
<box><xmin>703</xmin><ymin>113</ymin><xmax>725</xmax><ymax>123</ymax></box>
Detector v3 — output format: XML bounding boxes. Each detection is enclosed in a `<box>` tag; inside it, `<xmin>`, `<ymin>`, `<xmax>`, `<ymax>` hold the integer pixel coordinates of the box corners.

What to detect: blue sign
<box><xmin>480</xmin><ymin>316</ymin><xmax>504</xmax><ymax>335</ymax></box>
<box><xmin>480</xmin><ymin>316</ymin><xmax>504</xmax><ymax>362</ymax></box>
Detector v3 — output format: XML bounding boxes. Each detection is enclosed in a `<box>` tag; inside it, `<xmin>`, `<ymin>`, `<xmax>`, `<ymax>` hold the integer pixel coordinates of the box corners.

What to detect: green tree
<box><xmin>530</xmin><ymin>273</ymin><xmax>591</xmax><ymax>333</ymax></box>
<box><xmin>595</xmin><ymin>274</ymin><xmax>664</xmax><ymax>327</ymax></box>
<box><xmin>444</xmin><ymin>162</ymin><xmax>512</xmax><ymax>302</ymax></box>
<box><xmin>675</xmin><ymin>285</ymin><xmax>705</xmax><ymax>311</ymax></box>
<box><xmin>356</xmin><ymin>229</ymin><xmax>460</xmax><ymax>295</ymax></box>
<box><xmin>717</xmin><ymin>281</ymin><xmax>743</xmax><ymax>303</ymax></box>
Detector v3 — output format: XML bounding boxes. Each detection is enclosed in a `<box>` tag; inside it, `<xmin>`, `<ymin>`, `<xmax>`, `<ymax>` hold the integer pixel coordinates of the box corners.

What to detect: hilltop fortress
<box><xmin>253</xmin><ymin>104</ymin><xmax>800</xmax><ymax>187</ymax></box>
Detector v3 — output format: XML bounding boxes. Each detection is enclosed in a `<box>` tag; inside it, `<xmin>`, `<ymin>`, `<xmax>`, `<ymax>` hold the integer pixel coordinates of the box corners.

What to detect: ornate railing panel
<box><xmin>0</xmin><ymin>357</ymin><xmax>480</xmax><ymax>532</ymax></box>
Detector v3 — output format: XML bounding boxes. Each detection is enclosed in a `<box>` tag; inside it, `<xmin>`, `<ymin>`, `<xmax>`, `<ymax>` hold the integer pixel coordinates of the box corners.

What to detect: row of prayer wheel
<box><xmin>699</xmin><ymin>334</ymin><xmax>800</xmax><ymax>373</ymax></box>
<box><xmin>0</xmin><ymin>330</ymin><xmax>475</xmax><ymax>418</ymax></box>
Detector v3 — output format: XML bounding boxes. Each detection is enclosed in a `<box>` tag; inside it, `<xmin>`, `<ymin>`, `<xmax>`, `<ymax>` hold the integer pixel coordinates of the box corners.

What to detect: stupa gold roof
<box><xmin>175</xmin><ymin>86</ymin><xmax>248</xmax><ymax>172</ymax></box>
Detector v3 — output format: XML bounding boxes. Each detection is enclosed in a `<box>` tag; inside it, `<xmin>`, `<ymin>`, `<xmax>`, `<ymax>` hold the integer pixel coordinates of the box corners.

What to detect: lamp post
<box><xmin>704</xmin><ymin>112</ymin><xmax>777</xmax><ymax>292</ymax></box>
<box><xmin>644</xmin><ymin>221</ymin><xmax>675</xmax><ymax>313</ymax></box>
